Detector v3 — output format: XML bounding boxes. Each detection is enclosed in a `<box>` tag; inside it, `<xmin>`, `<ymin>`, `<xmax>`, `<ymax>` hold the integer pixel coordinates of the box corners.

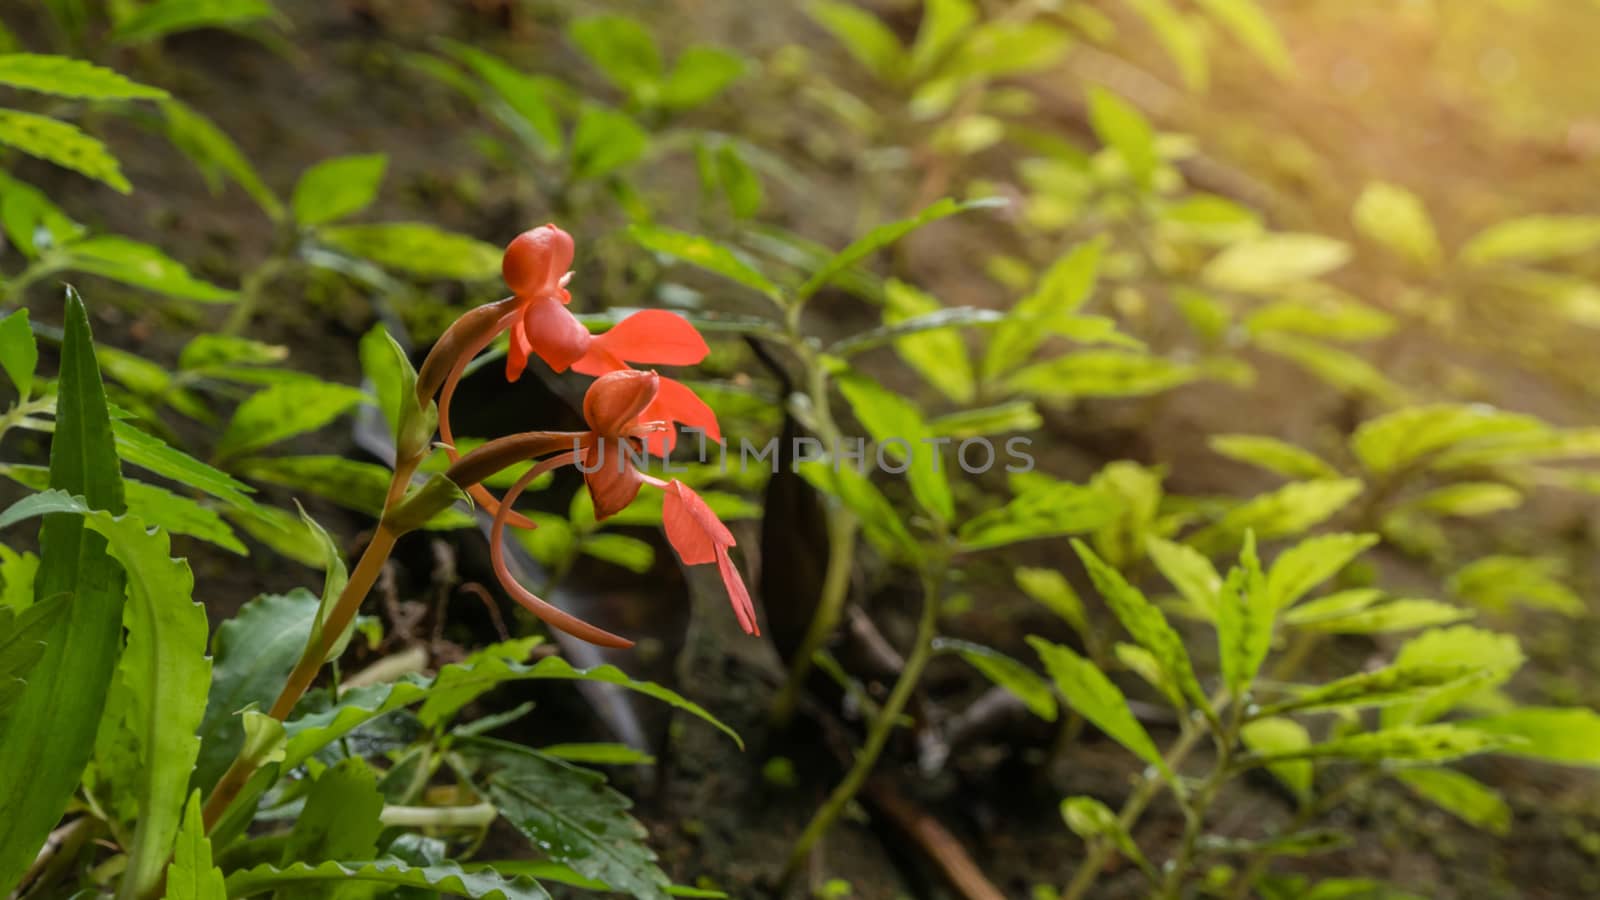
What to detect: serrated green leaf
<box><xmin>629</xmin><ymin>224</ymin><xmax>782</xmax><ymax>302</ymax></box>
<box><xmin>834</xmin><ymin>370</ymin><xmax>952</xmax><ymax>522</ymax></box>
<box><xmin>1029</xmin><ymin>637</ymin><xmax>1167</xmax><ymax>773</ymax></box>
<box><xmin>1241</xmin><ymin>718</ymin><xmax>1312</xmax><ymax>804</ymax></box>
<box><xmin>1297</xmin><ymin>598</ymin><xmax>1471</xmax><ymax>635</ymax></box>
<box><xmin>63</xmin><ymin>235</ymin><xmax>237</xmax><ymax>301</ymax></box>
<box><xmin>1448</xmin><ymin>555</ymin><xmax>1582</xmax><ymax>616</ymax></box>
<box><xmin>474</xmin><ymin>739</ymin><xmax>672</xmax><ymax>900</ymax></box>
<box><xmin>1462</xmin><ymin>708</ymin><xmax>1600</xmax><ymax>767</ymax></box>
<box><xmin>1395</xmin><ymin>769</ymin><xmax>1509</xmax><ymax>835</ymax></box>
<box><xmin>0</xmin><ymin>53</ymin><xmax>167</xmax><ymax>99</ymax></box>
<box><xmin>1253</xmin><ymin>724</ymin><xmax>1515</xmax><ymax>766</ymax></box>
<box><xmin>938</xmin><ymin>638</ymin><xmax>1057</xmax><ymax>720</ymax></box>
<box><xmin>0</xmin><ymin>291</ymin><xmax>125</xmax><ymax>895</ymax></box>
<box><xmin>794</xmin><ymin>460</ymin><xmax>920</xmax><ymax>561</ymax></box>
<box><xmin>1415</xmin><ymin>482</ymin><xmax>1522</xmax><ymax>518</ymax></box>
<box><xmin>1204</xmin><ymin>479</ymin><xmax>1364</xmax><ymax>547</ymax></box>
<box><xmin>1254</xmin><ymin>332</ymin><xmax>1404</xmax><ymax>402</ymax></box>
<box><xmin>1014</xmin><ymin>566</ymin><xmax>1090</xmax><ymax>639</ymax></box>
<box><xmin>799</xmin><ymin>197</ymin><xmax>999</xmax><ymax>300</ymax></box>
<box><xmin>216</xmin><ymin>381</ymin><xmax>368</xmax><ymax>460</ymax></box>
<box><xmin>1260</xmin><ymin>664</ymin><xmax>1489</xmax><ymax>717</ymax></box>
<box><xmin>959</xmin><ymin>479</ymin><xmax>1116</xmax><ymax>551</ymax></box>
<box><xmin>225</xmin><ymin>859</ymin><xmax>550</xmax><ymax>900</ymax></box>
<box><xmin>1245</xmin><ymin>296</ymin><xmax>1395</xmax><ymax>342</ymax></box>
<box><xmin>1146</xmin><ymin>536</ymin><xmax>1222</xmax><ymax>620</ymax></box>
<box><xmin>90</xmin><ymin>514</ymin><xmax>209</xmax><ymax>900</ymax></box>
<box><xmin>293</xmin><ymin>154</ymin><xmax>387</xmax><ymax>227</ymax></box>
<box><xmin>1215</xmin><ymin>535</ymin><xmax>1272</xmax><ymax>695</ymax></box>
<box><xmin>1382</xmin><ymin>626</ymin><xmax>1524</xmax><ymax>728</ymax></box>
<box><xmin>166</xmin><ymin>791</ymin><xmax>226</xmax><ymax>900</ymax></box>
<box><xmin>1351</xmin><ymin>404</ymin><xmax>1544</xmax><ymax>476</ymax></box>
<box><xmin>0</xmin><ymin>109</ymin><xmax>129</xmax><ymax>192</ymax></box>
<box><xmin>1209</xmin><ymin>434</ymin><xmax>1339</xmax><ymax>481</ymax></box>
<box><xmin>1264</xmin><ymin>533</ymin><xmax>1378</xmax><ymax>610</ymax></box>
<box><xmin>318</xmin><ymin>223</ymin><xmax>501</xmax><ymax>280</ymax></box>
<box><xmin>1073</xmin><ymin>539</ymin><xmax>1204</xmax><ymax>707</ymax></box>
<box><xmin>1007</xmin><ymin>350</ymin><xmax>1195</xmax><ymax>399</ymax></box>
<box><xmin>882</xmin><ymin>279</ymin><xmax>974</xmax><ymax>403</ymax></box>
<box><xmin>984</xmin><ymin>240</ymin><xmax>1103</xmax><ymax>380</ymax></box>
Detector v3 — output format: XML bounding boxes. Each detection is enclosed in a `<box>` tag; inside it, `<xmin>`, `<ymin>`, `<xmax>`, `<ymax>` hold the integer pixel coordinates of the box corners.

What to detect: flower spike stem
<box><xmin>781</xmin><ymin>561</ymin><xmax>945</xmax><ymax>883</ymax></box>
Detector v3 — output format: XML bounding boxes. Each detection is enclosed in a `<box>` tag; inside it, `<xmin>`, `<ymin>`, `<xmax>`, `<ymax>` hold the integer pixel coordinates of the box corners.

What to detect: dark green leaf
<box><xmin>1073</xmin><ymin>539</ymin><xmax>1204</xmax><ymax>709</ymax></box>
<box><xmin>0</xmin><ymin>109</ymin><xmax>129</xmax><ymax>192</ymax></box>
<box><xmin>293</xmin><ymin>154</ymin><xmax>387</xmax><ymax>227</ymax></box>
<box><xmin>1029</xmin><ymin>637</ymin><xmax>1167</xmax><ymax>773</ymax></box>
<box><xmin>216</xmin><ymin>380</ymin><xmax>368</xmax><ymax>460</ymax></box>
<box><xmin>0</xmin><ymin>53</ymin><xmax>167</xmax><ymax>99</ymax></box>
<box><xmin>112</xmin><ymin>0</ymin><xmax>279</xmax><ymax>44</ymax></box>
<box><xmin>0</xmin><ymin>290</ymin><xmax>125</xmax><ymax>894</ymax></box>
<box><xmin>937</xmin><ymin>638</ymin><xmax>1056</xmax><ymax>720</ymax></box>
<box><xmin>0</xmin><ymin>309</ymin><xmax>37</xmax><ymax>399</ymax></box>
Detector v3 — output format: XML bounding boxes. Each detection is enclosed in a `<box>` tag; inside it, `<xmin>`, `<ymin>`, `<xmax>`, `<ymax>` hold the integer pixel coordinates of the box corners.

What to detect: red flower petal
<box><xmin>642</xmin><ymin>376</ymin><xmax>721</xmax><ymax>456</ymax></box>
<box><xmin>521</xmin><ymin>294</ymin><xmax>593</xmax><ymax>373</ymax></box>
<box><xmin>502</xmin><ymin>225</ymin><xmax>575</xmax><ymax>297</ymax></box>
<box><xmin>505</xmin><ymin>316</ymin><xmax>533</xmax><ymax>382</ymax></box>
<box><xmin>582</xmin><ymin>369</ymin><xmax>660</xmax><ymax>438</ymax></box>
<box><xmin>662</xmin><ymin>481</ymin><xmax>756</xmax><ymax>635</ymax></box>
<box><xmin>582</xmin><ymin>309</ymin><xmax>709</xmax><ymax>368</ymax></box>
<box><xmin>582</xmin><ymin>438</ymin><xmax>648</xmax><ymax>520</ymax></box>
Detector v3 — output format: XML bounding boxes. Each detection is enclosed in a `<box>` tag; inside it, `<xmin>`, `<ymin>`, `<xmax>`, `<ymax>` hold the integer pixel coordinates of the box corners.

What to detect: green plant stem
<box><xmin>0</xmin><ymin>260</ymin><xmax>65</xmax><ymax>306</ymax></box>
<box><xmin>1224</xmin><ymin>768</ymin><xmax>1379</xmax><ymax>900</ymax></box>
<box><xmin>1159</xmin><ymin>733</ymin><xmax>1238</xmax><ymax>898</ymax></box>
<box><xmin>768</xmin><ymin>340</ymin><xmax>861</xmax><ymax>729</ymax></box>
<box><xmin>378</xmin><ymin>802</ymin><xmax>498</xmax><ymax>829</ymax></box>
<box><xmin>781</xmin><ymin>564</ymin><xmax>943</xmax><ymax>880</ymax></box>
<box><xmin>221</xmin><ymin>256</ymin><xmax>290</xmax><ymax>337</ymax></box>
<box><xmin>1060</xmin><ymin>695</ymin><xmax>1229</xmax><ymax>900</ymax></box>
<box><xmin>201</xmin><ymin>521</ymin><xmax>400</xmax><ymax>830</ymax></box>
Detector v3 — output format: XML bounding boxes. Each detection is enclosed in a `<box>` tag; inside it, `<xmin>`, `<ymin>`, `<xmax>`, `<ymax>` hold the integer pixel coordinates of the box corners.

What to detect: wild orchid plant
<box><xmin>200</xmin><ymin>223</ymin><xmax>758</xmax><ymax>829</ymax></box>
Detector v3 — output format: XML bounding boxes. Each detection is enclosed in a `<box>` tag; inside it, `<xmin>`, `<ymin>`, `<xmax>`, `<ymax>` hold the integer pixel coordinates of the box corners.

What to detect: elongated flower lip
<box><xmin>584</xmin><ymin>369</ymin><xmax>661</xmax><ymax>437</ymax></box>
<box><xmin>662</xmin><ymin>479</ymin><xmax>758</xmax><ymax>635</ymax></box>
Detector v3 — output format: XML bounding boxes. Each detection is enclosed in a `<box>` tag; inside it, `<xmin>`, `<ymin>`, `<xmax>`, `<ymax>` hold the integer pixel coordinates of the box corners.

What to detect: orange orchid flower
<box><xmin>475</xmin><ymin>369</ymin><xmax>759</xmax><ymax>648</ymax></box>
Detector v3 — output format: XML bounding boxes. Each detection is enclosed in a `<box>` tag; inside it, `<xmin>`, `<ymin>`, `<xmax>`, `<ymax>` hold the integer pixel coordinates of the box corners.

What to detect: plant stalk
<box><xmin>781</xmin><ymin>565</ymin><xmax>943</xmax><ymax>880</ymax></box>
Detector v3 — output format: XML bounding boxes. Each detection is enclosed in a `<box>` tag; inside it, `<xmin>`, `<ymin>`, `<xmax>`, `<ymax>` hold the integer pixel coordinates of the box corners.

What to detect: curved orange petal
<box><xmin>641</xmin><ymin>376</ymin><xmax>720</xmax><ymax>457</ymax></box>
<box><xmin>505</xmin><ymin>316</ymin><xmax>534</xmax><ymax>382</ymax></box>
<box><xmin>661</xmin><ymin>480</ymin><xmax>756</xmax><ymax>635</ymax></box>
<box><xmin>582</xmin><ymin>310</ymin><xmax>709</xmax><ymax>369</ymax></box>
<box><xmin>491</xmin><ymin>452</ymin><xmax>634</xmax><ymax>649</ymax></box>
<box><xmin>522</xmin><ymin>294</ymin><xmax>593</xmax><ymax>373</ymax></box>
<box><xmin>582</xmin><ymin>369</ymin><xmax>660</xmax><ymax>437</ymax></box>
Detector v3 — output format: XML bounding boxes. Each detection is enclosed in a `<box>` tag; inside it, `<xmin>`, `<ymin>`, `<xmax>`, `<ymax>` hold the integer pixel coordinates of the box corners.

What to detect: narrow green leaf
<box><xmin>1254</xmin><ymin>724</ymin><xmax>1516</xmax><ymax>766</ymax></box>
<box><xmin>441</xmin><ymin>42</ymin><xmax>563</xmax><ymax>153</ymax></box>
<box><xmin>794</xmin><ymin>460</ymin><xmax>920</xmax><ymax>561</ymax></box>
<box><xmin>1382</xmin><ymin>626</ymin><xmax>1524</xmax><ymax>728</ymax></box>
<box><xmin>1351</xmin><ymin>404</ymin><xmax>1544</xmax><ymax>477</ymax></box>
<box><xmin>293</xmin><ymin>154</ymin><xmax>387</xmax><ymax>227</ymax></box>
<box><xmin>1202</xmin><ymin>233</ymin><xmax>1350</xmax><ymax>294</ymax></box>
<box><xmin>161</xmin><ymin>99</ymin><xmax>282</xmax><ymax>219</ymax></box>
<box><xmin>628</xmin><ymin>224</ymin><xmax>782</xmax><ymax>302</ymax></box>
<box><xmin>984</xmin><ymin>240</ymin><xmax>1103</xmax><ymax>380</ymax></box>
<box><xmin>806</xmin><ymin>0</ymin><xmax>905</xmax><ymax>83</ymax></box>
<box><xmin>113</xmin><ymin>0</ymin><xmax>279</xmax><ymax>44</ymax></box>
<box><xmin>798</xmin><ymin>197</ymin><xmax>999</xmax><ymax>300</ymax></box>
<box><xmin>1352</xmin><ymin>182</ymin><xmax>1440</xmax><ymax>268</ymax></box>
<box><xmin>1264</xmin><ymin>533</ymin><xmax>1378</xmax><ymax>610</ymax></box>
<box><xmin>1296</xmin><ymin>598</ymin><xmax>1471</xmax><ymax>635</ymax></box>
<box><xmin>0</xmin><ymin>290</ymin><xmax>125</xmax><ymax>894</ymax></box>
<box><xmin>225</xmin><ymin>860</ymin><xmax>550</xmax><ymax>900</ymax></box>
<box><xmin>567</xmin><ymin>15</ymin><xmax>662</xmax><ymax>95</ymax></box>
<box><xmin>299</xmin><ymin>505</ymin><xmax>353</xmax><ymax>662</ymax></box>
<box><xmin>1193</xmin><ymin>0</ymin><xmax>1294</xmax><ymax>77</ymax></box>
<box><xmin>1006</xmin><ymin>350</ymin><xmax>1195</xmax><ymax>399</ymax></box>
<box><xmin>0</xmin><ymin>53</ymin><xmax>167</xmax><ymax>99</ymax></box>
<box><xmin>63</xmin><ymin>235</ymin><xmax>237</xmax><ymax>301</ymax></box>
<box><xmin>1462</xmin><ymin>708</ymin><xmax>1600</xmax><ymax>767</ymax></box>
<box><xmin>1260</xmin><ymin>664</ymin><xmax>1489</xmax><ymax>718</ymax></box>
<box><xmin>538</xmin><ymin>743</ymin><xmax>656</xmax><ymax>766</ymax></box>
<box><xmin>882</xmin><ymin>279</ymin><xmax>975</xmax><ymax>403</ymax></box>
<box><xmin>0</xmin><ymin>109</ymin><xmax>129</xmax><ymax>192</ymax></box>
<box><xmin>937</xmin><ymin>638</ymin><xmax>1057</xmax><ymax>720</ymax></box>
<box><xmin>1461</xmin><ymin>215</ymin><xmax>1600</xmax><ymax>266</ymax></box>
<box><xmin>1146</xmin><ymin>536</ymin><xmax>1222</xmax><ymax>620</ymax></box>
<box><xmin>1215</xmin><ymin>535</ymin><xmax>1273</xmax><ymax>695</ymax></box>
<box><xmin>1209</xmin><ymin>434</ymin><xmax>1338</xmax><ymax>481</ymax></box>
<box><xmin>835</xmin><ymin>370</ymin><xmax>952</xmax><ymax>522</ymax></box>
<box><xmin>1014</xmin><ymin>566</ymin><xmax>1090</xmax><ymax>639</ymax></box>
<box><xmin>111</xmin><ymin>420</ymin><xmax>256</xmax><ymax>511</ymax></box>
<box><xmin>1060</xmin><ymin>796</ymin><xmax>1148</xmax><ymax>871</ymax></box>
<box><xmin>1029</xmin><ymin>637</ymin><xmax>1167</xmax><ymax>773</ymax></box>
<box><xmin>1204</xmin><ymin>479</ymin><xmax>1364</xmax><ymax>545</ymax></box>
<box><xmin>1072</xmin><ymin>540</ymin><xmax>1204</xmax><ymax>708</ymax></box>
<box><xmin>318</xmin><ymin>223</ymin><xmax>501</xmax><ymax>280</ymax></box>
<box><xmin>1395</xmin><ymin>769</ymin><xmax>1509</xmax><ymax>835</ymax></box>
<box><xmin>1241</xmin><ymin>718</ymin><xmax>1312</xmax><ymax>804</ymax></box>
<box><xmin>662</xmin><ymin>48</ymin><xmax>746</xmax><ymax>111</ymax></box>
<box><xmin>1087</xmin><ymin>87</ymin><xmax>1157</xmax><ymax>187</ymax></box>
